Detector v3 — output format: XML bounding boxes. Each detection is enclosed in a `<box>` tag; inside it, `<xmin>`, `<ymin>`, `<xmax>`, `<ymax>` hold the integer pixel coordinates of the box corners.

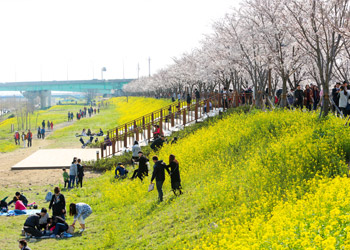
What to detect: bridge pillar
<box><xmin>39</xmin><ymin>90</ymin><xmax>51</xmax><ymax>109</ymax></box>
<box><xmin>21</xmin><ymin>91</ymin><xmax>40</xmax><ymax>112</ymax></box>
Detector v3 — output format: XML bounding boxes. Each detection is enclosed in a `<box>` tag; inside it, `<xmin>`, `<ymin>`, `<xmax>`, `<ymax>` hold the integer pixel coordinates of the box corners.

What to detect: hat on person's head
<box><xmin>138</xmin><ymin>151</ymin><xmax>143</xmax><ymax>154</ymax></box>
<box><xmin>117</xmin><ymin>162</ymin><xmax>122</xmax><ymax>166</ymax></box>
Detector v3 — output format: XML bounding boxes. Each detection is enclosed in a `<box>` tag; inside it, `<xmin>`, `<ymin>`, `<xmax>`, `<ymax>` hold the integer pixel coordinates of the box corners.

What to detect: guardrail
<box><xmin>100</xmin><ymin>92</ymin><xmax>254</xmax><ymax>158</ymax></box>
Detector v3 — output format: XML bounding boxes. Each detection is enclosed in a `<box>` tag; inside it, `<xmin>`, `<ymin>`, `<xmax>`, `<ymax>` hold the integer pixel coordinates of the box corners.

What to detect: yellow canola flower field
<box><xmin>25</xmin><ymin>108</ymin><xmax>350</xmax><ymax>250</ymax></box>
<box><xmin>110</xmin><ymin>97</ymin><xmax>171</xmax><ymax>125</ymax></box>
<box><xmin>78</xmin><ymin>109</ymin><xmax>350</xmax><ymax>249</ymax></box>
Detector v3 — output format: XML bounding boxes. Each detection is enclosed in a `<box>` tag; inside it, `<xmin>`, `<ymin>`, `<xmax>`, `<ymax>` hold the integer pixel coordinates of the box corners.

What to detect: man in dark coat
<box><xmin>332</xmin><ymin>83</ymin><xmax>340</xmax><ymax>112</ymax></box>
<box><xmin>23</xmin><ymin>208</ymin><xmax>47</xmax><ymax>237</ymax></box>
<box><xmin>131</xmin><ymin>152</ymin><xmax>149</xmax><ymax>181</ymax></box>
<box><xmin>150</xmin><ymin>156</ymin><xmax>169</xmax><ymax>202</ymax></box>
<box><xmin>150</xmin><ymin>136</ymin><xmax>165</xmax><ymax>151</ymax></box>
<box><xmin>294</xmin><ymin>85</ymin><xmax>304</xmax><ymax>109</ymax></box>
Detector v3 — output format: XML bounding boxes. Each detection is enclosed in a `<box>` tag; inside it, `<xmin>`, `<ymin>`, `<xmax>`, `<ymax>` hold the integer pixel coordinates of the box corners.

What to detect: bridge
<box><xmin>0</xmin><ymin>79</ymin><xmax>134</xmax><ymax>108</ymax></box>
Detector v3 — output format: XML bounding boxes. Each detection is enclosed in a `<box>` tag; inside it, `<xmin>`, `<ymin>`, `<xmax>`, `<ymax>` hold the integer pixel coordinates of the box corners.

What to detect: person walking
<box><xmin>294</xmin><ymin>85</ymin><xmax>304</xmax><ymax>109</ymax></box>
<box><xmin>339</xmin><ymin>86</ymin><xmax>348</xmax><ymax>116</ymax></box>
<box><xmin>69</xmin><ymin>202</ymin><xmax>92</xmax><ymax>233</ymax></box>
<box><xmin>150</xmin><ymin>156</ymin><xmax>170</xmax><ymax>202</ymax></box>
<box><xmin>14</xmin><ymin>131</ymin><xmax>20</xmax><ymax>145</ymax></box>
<box><xmin>68</xmin><ymin>158</ymin><xmax>78</xmax><ymax>188</ymax></box>
<box><xmin>41</xmin><ymin>127</ymin><xmax>45</xmax><ymax>139</ymax></box>
<box><xmin>304</xmin><ymin>84</ymin><xmax>313</xmax><ymax>111</ymax></box>
<box><xmin>49</xmin><ymin>187</ymin><xmax>66</xmax><ymax>219</ymax></box>
<box><xmin>77</xmin><ymin>159</ymin><xmax>84</xmax><ymax>188</ymax></box>
<box><xmin>186</xmin><ymin>93</ymin><xmax>192</xmax><ymax>108</ymax></box>
<box><xmin>42</xmin><ymin>120</ymin><xmax>45</xmax><ymax>129</ymax></box>
<box><xmin>21</xmin><ymin>132</ymin><xmax>26</xmax><ymax>148</ymax></box>
<box><xmin>27</xmin><ymin>130</ymin><xmax>32</xmax><ymax>147</ymax></box>
<box><xmin>50</xmin><ymin>121</ymin><xmax>53</xmax><ymax>130</ymax></box>
<box><xmin>37</xmin><ymin>127</ymin><xmax>41</xmax><ymax>139</ymax></box>
<box><xmin>47</xmin><ymin>120</ymin><xmax>50</xmax><ymax>131</ymax></box>
<box><xmin>195</xmin><ymin>89</ymin><xmax>200</xmax><ymax>102</ymax></box>
<box><xmin>332</xmin><ymin>83</ymin><xmax>340</xmax><ymax>113</ymax></box>
<box><xmin>167</xmin><ymin>154</ymin><xmax>183</xmax><ymax>196</ymax></box>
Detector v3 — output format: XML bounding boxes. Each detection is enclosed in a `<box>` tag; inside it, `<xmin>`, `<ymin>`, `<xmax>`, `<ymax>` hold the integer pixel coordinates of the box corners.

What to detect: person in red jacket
<box><xmin>27</xmin><ymin>130</ymin><xmax>33</xmax><ymax>147</ymax></box>
<box><xmin>50</xmin><ymin>121</ymin><xmax>53</xmax><ymax>130</ymax></box>
<box><xmin>14</xmin><ymin>131</ymin><xmax>20</xmax><ymax>145</ymax></box>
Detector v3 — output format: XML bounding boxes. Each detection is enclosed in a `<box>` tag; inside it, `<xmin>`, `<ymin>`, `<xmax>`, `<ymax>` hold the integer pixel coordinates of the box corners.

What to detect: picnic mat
<box><xmin>0</xmin><ymin>209</ymin><xmax>41</xmax><ymax>216</ymax></box>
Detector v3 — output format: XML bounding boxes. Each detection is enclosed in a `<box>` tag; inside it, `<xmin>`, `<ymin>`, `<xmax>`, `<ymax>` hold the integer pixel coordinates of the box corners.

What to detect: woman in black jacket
<box><xmin>49</xmin><ymin>187</ymin><xmax>66</xmax><ymax>219</ymax></box>
<box><xmin>168</xmin><ymin>154</ymin><xmax>182</xmax><ymax>196</ymax></box>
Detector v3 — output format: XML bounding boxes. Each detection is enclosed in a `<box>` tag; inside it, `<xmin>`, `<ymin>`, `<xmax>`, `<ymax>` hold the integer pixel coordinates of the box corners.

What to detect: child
<box><xmin>63</xmin><ymin>169</ymin><xmax>69</xmax><ymax>188</ymax></box>
<box><xmin>19</xmin><ymin>239</ymin><xmax>31</xmax><ymax>250</ymax></box>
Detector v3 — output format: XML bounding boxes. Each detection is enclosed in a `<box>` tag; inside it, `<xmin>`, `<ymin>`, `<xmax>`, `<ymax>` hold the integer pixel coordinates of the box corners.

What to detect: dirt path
<box><xmin>0</xmin><ymin>120</ymin><xmax>100</xmax><ymax>188</ymax></box>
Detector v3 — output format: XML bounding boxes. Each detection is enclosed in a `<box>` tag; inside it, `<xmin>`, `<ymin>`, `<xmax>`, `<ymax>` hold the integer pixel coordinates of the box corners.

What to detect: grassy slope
<box><xmin>0</xmin><ymin>105</ymin><xmax>85</xmax><ymax>152</ymax></box>
<box><xmin>2</xmin><ymin>109</ymin><xmax>350</xmax><ymax>249</ymax></box>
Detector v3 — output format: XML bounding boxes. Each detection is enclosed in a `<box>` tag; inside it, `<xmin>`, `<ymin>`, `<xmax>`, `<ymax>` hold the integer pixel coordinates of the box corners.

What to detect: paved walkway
<box><xmin>11</xmin><ymin>149</ymin><xmax>98</xmax><ymax>170</ymax></box>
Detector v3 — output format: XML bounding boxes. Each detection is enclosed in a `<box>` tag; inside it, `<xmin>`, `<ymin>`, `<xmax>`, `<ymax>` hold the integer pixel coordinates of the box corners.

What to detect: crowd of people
<box><xmin>66</xmin><ymin>157</ymin><xmax>85</xmax><ymax>188</ymax></box>
<box><xmin>69</xmin><ymin>106</ymin><xmax>99</xmax><ymax>121</ymax></box>
<box><xmin>14</xmin><ymin>130</ymin><xmax>33</xmax><ymax>148</ymax></box>
<box><xmin>1</xmin><ymin>188</ymin><xmax>92</xmax><ymax>245</ymax></box>
<box><xmin>114</xmin><ymin>139</ymin><xmax>182</xmax><ymax>202</ymax></box>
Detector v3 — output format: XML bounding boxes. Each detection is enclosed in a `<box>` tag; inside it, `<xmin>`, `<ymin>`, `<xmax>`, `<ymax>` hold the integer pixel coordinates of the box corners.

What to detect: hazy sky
<box><xmin>0</xmin><ymin>0</ymin><xmax>240</xmax><ymax>83</ymax></box>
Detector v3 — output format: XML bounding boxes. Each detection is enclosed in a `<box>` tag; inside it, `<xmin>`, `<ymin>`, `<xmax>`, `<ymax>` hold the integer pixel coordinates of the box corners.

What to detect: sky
<box><xmin>0</xmin><ymin>0</ymin><xmax>240</xmax><ymax>84</ymax></box>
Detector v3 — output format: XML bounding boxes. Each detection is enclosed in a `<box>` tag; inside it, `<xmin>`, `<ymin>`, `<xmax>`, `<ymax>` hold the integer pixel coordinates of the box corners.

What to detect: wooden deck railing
<box><xmin>99</xmin><ymin>92</ymin><xmax>253</xmax><ymax>158</ymax></box>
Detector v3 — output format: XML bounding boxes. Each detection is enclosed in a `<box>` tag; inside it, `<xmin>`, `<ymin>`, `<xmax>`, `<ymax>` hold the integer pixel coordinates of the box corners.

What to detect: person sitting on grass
<box><xmin>14</xmin><ymin>197</ymin><xmax>27</xmax><ymax>215</ymax></box>
<box><xmin>69</xmin><ymin>202</ymin><xmax>92</xmax><ymax>233</ymax></box>
<box><xmin>97</xmin><ymin>128</ymin><xmax>103</xmax><ymax>136</ymax></box>
<box><xmin>47</xmin><ymin>216</ymin><xmax>69</xmax><ymax>238</ymax></box>
<box><xmin>0</xmin><ymin>197</ymin><xmax>8</xmax><ymax>212</ymax></box>
<box><xmin>8</xmin><ymin>192</ymin><xmax>28</xmax><ymax>207</ymax></box>
<box><xmin>23</xmin><ymin>208</ymin><xmax>47</xmax><ymax>238</ymax></box>
<box><xmin>18</xmin><ymin>239</ymin><xmax>31</xmax><ymax>250</ymax></box>
<box><xmin>115</xmin><ymin>163</ymin><xmax>128</xmax><ymax>179</ymax></box>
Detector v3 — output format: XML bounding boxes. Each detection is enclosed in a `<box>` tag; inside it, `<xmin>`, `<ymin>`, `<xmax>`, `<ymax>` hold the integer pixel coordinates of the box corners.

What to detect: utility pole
<box><xmin>138</xmin><ymin>63</ymin><xmax>140</xmax><ymax>79</ymax></box>
<box><xmin>123</xmin><ymin>60</ymin><xmax>125</xmax><ymax>79</ymax></box>
<box><xmin>148</xmin><ymin>57</ymin><xmax>151</xmax><ymax>77</ymax></box>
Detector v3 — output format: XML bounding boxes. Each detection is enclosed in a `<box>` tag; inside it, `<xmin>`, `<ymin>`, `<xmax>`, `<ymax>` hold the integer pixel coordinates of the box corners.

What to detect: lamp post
<box><xmin>101</xmin><ymin>67</ymin><xmax>107</xmax><ymax>80</ymax></box>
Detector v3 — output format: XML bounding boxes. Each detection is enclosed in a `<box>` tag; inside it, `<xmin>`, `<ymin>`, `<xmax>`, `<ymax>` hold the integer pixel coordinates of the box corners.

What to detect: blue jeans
<box><xmin>68</xmin><ymin>175</ymin><xmax>76</xmax><ymax>188</ymax></box>
<box><xmin>53</xmin><ymin>223</ymin><xmax>68</xmax><ymax>235</ymax></box>
<box><xmin>156</xmin><ymin>181</ymin><xmax>164</xmax><ymax>202</ymax></box>
<box><xmin>14</xmin><ymin>209</ymin><xmax>26</xmax><ymax>215</ymax></box>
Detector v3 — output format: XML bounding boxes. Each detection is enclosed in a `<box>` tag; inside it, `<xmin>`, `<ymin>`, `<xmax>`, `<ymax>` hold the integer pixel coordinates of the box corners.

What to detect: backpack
<box><xmin>45</xmin><ymin>192</ymin><xmax>53</xmax><ymax>202</ymax></box>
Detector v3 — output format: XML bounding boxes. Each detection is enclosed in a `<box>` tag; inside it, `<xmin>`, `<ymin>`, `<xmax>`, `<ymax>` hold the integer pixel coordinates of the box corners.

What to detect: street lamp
<box><xmin>101</xmin><ymin>67</ymin><xmax>107</xmax><ymax>80</ymax></box>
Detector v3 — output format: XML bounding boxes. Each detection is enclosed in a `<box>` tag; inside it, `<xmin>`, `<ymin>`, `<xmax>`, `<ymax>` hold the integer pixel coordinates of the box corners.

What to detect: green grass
<box><xmin>0</xmin><ymin>105</ymin><xmax>87</xmax><ymax>152</ymax></box>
